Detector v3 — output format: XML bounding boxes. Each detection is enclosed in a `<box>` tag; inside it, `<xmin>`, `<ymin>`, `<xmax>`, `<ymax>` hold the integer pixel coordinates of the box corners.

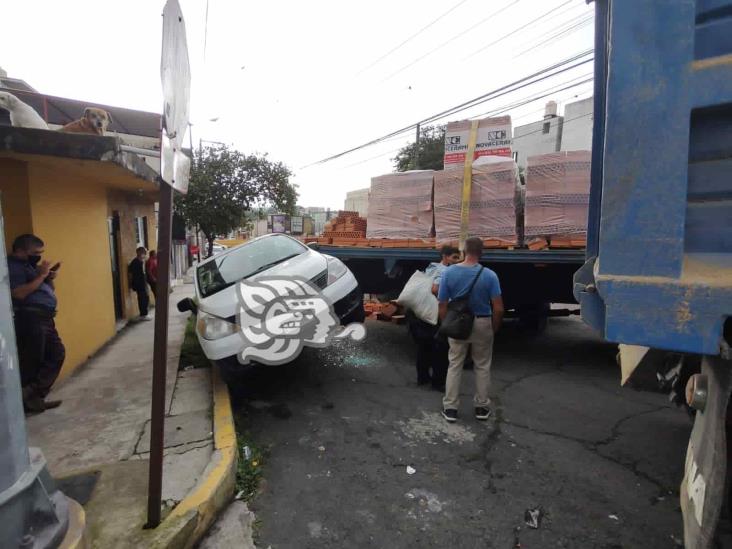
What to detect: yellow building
<box><xmin>0</xmin><ymin>125</ymin><xmax>161</xmax><ymax>381</ymax></box>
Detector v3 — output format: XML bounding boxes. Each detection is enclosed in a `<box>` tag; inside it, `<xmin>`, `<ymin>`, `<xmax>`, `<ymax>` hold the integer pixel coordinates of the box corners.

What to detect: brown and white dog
<box><xmin>60</xmin><ymin>107</ymin><xmax>112</xmax><ymax>136</ymax></box>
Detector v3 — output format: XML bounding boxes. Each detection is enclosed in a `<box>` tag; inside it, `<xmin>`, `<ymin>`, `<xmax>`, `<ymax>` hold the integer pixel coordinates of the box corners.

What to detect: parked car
<box><xmin>178</xmin><ymin>233</ymin><xmax>364</xmax><ymax>379</ymax></box>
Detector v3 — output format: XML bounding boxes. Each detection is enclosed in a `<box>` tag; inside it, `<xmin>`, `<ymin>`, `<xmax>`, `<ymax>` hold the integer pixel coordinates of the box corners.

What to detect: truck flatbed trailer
<box><xmin>310</xmin><ymin>244</ymin><xmax>584</xmax><ymax>327</ymax></box>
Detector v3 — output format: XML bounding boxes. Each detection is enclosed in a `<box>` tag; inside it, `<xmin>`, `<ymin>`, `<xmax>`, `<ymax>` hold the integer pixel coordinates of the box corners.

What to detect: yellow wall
<box><xmin>27</xmin><ymin>164</ymin><xmax>117</xmax><ymax>381</ymax></box>
<box><xmin>108</xmin><ymin>190</ymin><xmax>157</xmax><ymax>317</ymax></box>
<box><xmin>1</xmin><ymin>157</ymin><xmax>158</xmax><ymax>381</ymax></box>
<box><xmin>0</xmin><ymin>159</ymin><xmax>33</xmax><ymax>245</ymax></box>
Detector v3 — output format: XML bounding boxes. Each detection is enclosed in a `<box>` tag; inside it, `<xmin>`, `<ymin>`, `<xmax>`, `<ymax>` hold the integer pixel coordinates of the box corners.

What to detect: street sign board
<box><xmin>160</xmin><ymin>0</ymin><xmax>191</xmax><ymax>193</ymax></box>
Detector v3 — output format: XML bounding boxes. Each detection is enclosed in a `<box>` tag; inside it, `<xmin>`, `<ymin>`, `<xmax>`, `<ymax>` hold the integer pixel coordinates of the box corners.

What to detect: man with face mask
<box><xmin>8</xmin><ymin>233</ymin><xmax>64</xmax><ymax>413</ymax></box>
<box><xmin>128</xmin><ymin>246</ymin><xmax>151</xmax><ymax>321</ymax></box>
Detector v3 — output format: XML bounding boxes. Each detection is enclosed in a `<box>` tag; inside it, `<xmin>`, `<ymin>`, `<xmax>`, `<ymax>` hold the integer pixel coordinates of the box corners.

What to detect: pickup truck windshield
<box><xmin>197</xmin><ymin>236</ymin><xmax>307</xmax><ymax>298</ymax></box>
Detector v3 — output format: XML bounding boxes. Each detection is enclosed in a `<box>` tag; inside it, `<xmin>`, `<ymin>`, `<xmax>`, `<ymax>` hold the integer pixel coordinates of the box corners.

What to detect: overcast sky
<box><xmin>1</xmin><ymin>0</ymin><xmax>594</xmax><ymax>209</ymax></box>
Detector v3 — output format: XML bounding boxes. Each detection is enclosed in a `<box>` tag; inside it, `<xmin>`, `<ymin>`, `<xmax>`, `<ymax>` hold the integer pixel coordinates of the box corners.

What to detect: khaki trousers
<box><xmin>442</xmin><ymin>317</ymin><xmax>494</xmax><ymax>410</ymax></box>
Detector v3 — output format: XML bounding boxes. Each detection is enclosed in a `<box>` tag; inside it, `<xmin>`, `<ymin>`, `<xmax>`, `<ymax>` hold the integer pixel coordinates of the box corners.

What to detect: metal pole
<box><xmin>146</xmin><ymin>181</ymin><xmax>173</xmax><ymax>528</ymax></box>
<box><xmin>413</xmin><ymin>123</ymin><xmax>421</xmax><ymax>170</ymax></box>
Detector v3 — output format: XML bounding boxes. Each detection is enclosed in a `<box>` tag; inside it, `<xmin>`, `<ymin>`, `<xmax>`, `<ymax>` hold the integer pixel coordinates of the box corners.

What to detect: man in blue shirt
<box><xmin>438</xmin><ymin>237</ymin><xmax>504</xmax><ymax>422</ymax></box>
<box><xmin>8</xmin><ymin>234</ymin><xmax>64</xmax><ymax>413</ymax></box>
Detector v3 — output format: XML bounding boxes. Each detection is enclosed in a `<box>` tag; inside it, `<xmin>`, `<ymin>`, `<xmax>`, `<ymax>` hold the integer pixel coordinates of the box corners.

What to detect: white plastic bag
<box><xmin>397</xmin><ymin>271</ymin><xmax>438</xmax><ymax>325</ymax></box>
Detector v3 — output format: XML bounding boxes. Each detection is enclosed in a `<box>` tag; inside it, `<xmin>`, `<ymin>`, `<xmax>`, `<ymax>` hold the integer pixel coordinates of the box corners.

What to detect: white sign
<box><xmin>444</xmin><ymin>116</ymin><xmax>513</xmax><ymax>166</ymax></box>
<box><xmin>291</xmin><ymin>216</ymin><xmax>303</xmax><ymax>234</ymax></box>
<box><xmin>160</xmin><ymin>0</ymin><xmax>191</xmax><ymax>193</ymax></box>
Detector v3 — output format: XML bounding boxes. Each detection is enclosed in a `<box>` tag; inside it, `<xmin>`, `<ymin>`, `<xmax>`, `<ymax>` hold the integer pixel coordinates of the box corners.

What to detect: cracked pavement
<box><xmin>220</xmin><ymin>316</ymin><xmax>691</xmax><ymax>548</ymax></box>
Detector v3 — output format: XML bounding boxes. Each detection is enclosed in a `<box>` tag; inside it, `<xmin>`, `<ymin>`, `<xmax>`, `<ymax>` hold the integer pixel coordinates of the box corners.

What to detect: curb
<box><xmin>150</xmin><ymin>364</ymin><xmax>238</xmax><ymax>549</ymax></box>
<box><xmin>58</xmin><ymin>496</ymin><xmax>88</xmax><ymax>549</ymax></box>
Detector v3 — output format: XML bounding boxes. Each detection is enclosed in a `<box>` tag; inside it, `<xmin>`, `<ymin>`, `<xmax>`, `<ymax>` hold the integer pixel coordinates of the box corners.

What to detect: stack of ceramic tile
<box><xmin>433</xmin><ymin>158</ymin><xmax>521</xmax><ymax>246</ymax></box>
<box><xmin>524</xmin><ymin>151</ymin><xmax>591</xmax><ymax>247</ymax></box>
<box><xmin>443</xmin><ymin>116</ymin><xmax>513</xmax><ymax>167</ymax></box>
<box><xmin>366</xmin><ymin>170</ymin><xmax>434</xmax><ymax>240</ymax></box>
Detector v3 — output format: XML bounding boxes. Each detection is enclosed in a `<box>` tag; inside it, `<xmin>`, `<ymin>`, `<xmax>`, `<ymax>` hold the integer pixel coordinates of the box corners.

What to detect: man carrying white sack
<box><xmin>405</xmin><ymin>245</ymin><xmax>460</xmax><ymax>390</ymax></box>
<box><xmin>438</xmin><ymin>237</ymin><xmax>504</xmax><ymax>423</ymax></box>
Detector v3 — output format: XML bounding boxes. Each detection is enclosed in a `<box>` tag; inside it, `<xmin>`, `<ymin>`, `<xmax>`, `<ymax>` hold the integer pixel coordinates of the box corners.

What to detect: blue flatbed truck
<box><xmin>574</xmin><ymin>1</ymin><xmax>732</xmax><ymax>547</ymax></box>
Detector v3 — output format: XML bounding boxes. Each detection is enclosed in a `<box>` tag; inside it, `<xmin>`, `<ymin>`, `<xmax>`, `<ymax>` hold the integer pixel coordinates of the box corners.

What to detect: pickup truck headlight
<box><xmin>197</xmin><ymin>310</ymin><xmax>238</xmax><ymax>340</ymax></box>
<box><xmin>326</xmin><ymin>255</ymin><xmax>348</xmax><ymax>285</ymax></box>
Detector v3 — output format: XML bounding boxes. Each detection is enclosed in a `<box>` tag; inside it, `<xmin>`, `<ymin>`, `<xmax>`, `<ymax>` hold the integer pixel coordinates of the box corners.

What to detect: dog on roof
<box><xmin>60</xmin><ymin>107</ymin><xmax>112</xmax><ymax>136</ymax></box>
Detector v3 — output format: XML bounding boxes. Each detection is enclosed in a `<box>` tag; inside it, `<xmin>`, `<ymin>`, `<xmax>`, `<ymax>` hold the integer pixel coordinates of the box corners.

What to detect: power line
<box><xmin>513</xmin><ymin>13</ymin><xmax>593</xmax><ymax>58</ymax></box>
<box><xmin>203</xmin><ymin>0</ymin><xmax>210</xmax><ymax>62</ymax></box>
<box><xmin>511</xmin><ymin>85</ymin><xmax>594</xmax><ymax>123</ymax></box>
<box><xmin>342</xmin><ymin>146</ymin><xmax>405</xmax><ymax>169</ymax></box>
<box><xmin>380</xmin><ymin>0</ymin><xmax>520</xmax><ymax>83</ymax></box>
<box><xmin>343</xmin><ymin>112</ymin><xmax>595</xmax><ymax>171</ymax></box>
<box><xmin>339</xmin><ymin>79</ymin><xmax>593</xmax><ymax>170</ymax></box>
<box><xmin>511</xmin><ymin>9</ymin><xmax>591</xmax><ymax>53</ymax></box>
<box><xmin>462</xmin><ymin>0</ymin><xmax>573</xmax><ymax>61</ymax></box>
<box><xmin>472</xmin><ymin>75</ymin><xmax>593</xmax><ymax>119</ymax></box>
<box><xmin>387</xmin><ymin>52</ymin><xmax>592</xmax><ymax>127</ymax></box>
<box><xmin>356</xmin><ymin>0</ymin><xmax>471</xmax><ymax>75</ymax></box>
<box><xmin>301</xmin><ymin>49</ymin><xmax>593</xmax><ymax>168</ymax></box>
<box><xmin>514</xmin><ymin>111</ymin><xmax>593</xmax><ymax>142</ymax></box>
<box><xmin>510</xmin><ymin>82</ymin><xmax>592</xmax><ymax>122</ymax></box>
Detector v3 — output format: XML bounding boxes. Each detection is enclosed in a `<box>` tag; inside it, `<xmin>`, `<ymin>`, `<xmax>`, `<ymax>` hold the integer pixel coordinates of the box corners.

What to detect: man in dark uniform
<box><xmin>8</xmin><ymin>234</ymin><xmax>64</xmax><ymax>413</ymax></box>
<box><xmin>128</xmin><ymin>246</ymin><xmax>151</xmax><ymax>320</ymax></box>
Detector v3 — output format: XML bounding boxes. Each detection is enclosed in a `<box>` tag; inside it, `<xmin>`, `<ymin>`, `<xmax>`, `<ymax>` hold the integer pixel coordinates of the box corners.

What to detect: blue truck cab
<box><xmin>575</xmin><ymin>2</ymin><xmax>732</xmax><ymax>546</ymax></box>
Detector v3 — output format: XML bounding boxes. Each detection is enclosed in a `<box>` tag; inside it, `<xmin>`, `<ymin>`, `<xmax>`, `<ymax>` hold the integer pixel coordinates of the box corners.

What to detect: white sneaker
<box><xmin>139</xmin><ymin>315</ymin><xmax>153</xmax><ymax>322</ymax></box>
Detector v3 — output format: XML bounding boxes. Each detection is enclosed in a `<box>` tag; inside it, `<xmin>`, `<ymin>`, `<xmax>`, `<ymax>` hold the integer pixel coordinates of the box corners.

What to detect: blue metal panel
<box><xmin>580</xmin><ymin>0</ymin><xmax>732</xmax><ymax>356</ymax></box>
<box><xmin>695</xmin><ymin>1</ymin><xmax>732</xmax><ymax>58</ymax></box>
<box><xmin>575</xmin><ymin>0</ymin><xmax>609</xmax><ymax>335</ymax></box>
<box><xmin>586</xmin><ymin>0</ymin><xmax>607</xmax><ymax>259</ymax></box>
<box><xmin>599</xmin><ymin>0</ymin><xmax>694</xmax><ymax>278</ymax></box>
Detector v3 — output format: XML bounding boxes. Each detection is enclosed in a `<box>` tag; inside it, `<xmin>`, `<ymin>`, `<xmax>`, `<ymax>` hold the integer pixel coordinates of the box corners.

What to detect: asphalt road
<box><xmin>216</xmin><ymin>317</ymin><xmax>692</xmax><ymax>549</ymax></box>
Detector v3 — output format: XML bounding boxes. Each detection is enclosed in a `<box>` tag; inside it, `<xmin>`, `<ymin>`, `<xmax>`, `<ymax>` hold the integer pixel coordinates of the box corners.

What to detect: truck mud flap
<box><xmin>681</xmin><ymin>355</ymin><xmax>732</xmax><ymax>549</ymax></box>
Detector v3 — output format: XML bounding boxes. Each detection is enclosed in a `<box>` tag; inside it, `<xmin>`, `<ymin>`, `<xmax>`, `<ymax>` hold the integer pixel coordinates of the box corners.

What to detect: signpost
<box><xmin>146</xmin><ymin>0</ymin><xmax>191</xmax><ymax>528</ymax></box>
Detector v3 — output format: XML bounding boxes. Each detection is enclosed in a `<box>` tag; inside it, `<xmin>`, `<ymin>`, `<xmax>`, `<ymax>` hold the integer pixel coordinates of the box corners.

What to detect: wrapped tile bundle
<box><xmin>443</xmin><ymin>116</ymin><xmax>513</xmax><ymax>167</ymax></box>
<box><xmin>524</xmin><ymin>151</ymin><xmax>591</xmax><ymax>243</ymax></box>
<box><xmin>366</xmin><ymin>170</ymin><xmax>434</xmax><ymax>239</ymax></box>
<box><xmin>434</xmin><ymin>157</ymin><xmax>521</xmax><ymax>245</ymax></box>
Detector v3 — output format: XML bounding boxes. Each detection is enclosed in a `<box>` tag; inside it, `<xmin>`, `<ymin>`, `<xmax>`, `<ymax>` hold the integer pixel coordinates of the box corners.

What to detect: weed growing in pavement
<box><xmin>235</xmin><ymin>429</ymin><xmax>265</xmax><ymax>502</ymax></box>
<box><xmin>178</xmin><ymin>315</ymin><xmax>210</xmax><ymax>370</ymax></box>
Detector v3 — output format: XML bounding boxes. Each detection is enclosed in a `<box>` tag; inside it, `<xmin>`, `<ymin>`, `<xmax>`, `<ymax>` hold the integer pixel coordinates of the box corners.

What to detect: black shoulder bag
<box><xmin>438</xmin><ymin>266</ymin><xmax>484</xmax><ymax>340</ymax></box>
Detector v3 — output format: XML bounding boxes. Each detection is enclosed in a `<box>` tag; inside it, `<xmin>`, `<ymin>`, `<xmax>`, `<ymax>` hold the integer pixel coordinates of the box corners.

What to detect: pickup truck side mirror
<box><xmin>177</xmin><ymin>297</ymin><xmax>198</xmax><ymax>315</ymax></box>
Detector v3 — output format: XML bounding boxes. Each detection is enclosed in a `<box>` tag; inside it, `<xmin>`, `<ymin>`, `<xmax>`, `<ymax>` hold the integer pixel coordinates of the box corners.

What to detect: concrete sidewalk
<box><xmin>25</xmin><ymin>284</ymin><xmax>234</xmax><ymax>548</ymax></box>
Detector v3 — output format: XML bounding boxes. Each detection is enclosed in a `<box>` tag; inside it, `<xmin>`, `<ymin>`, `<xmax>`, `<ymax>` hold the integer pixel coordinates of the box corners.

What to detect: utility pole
<box><xmin>413</xmin><ymin>123</ymin><xmax>421</xmax><ymax>170</ymax></box>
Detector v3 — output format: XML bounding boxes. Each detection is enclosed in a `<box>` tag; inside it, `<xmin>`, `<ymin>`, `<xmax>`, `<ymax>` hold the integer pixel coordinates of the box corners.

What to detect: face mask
<box><xmin>28</xmin><ymin>255</ymin><xmax>42</xmax><ymax>267</ymax></box>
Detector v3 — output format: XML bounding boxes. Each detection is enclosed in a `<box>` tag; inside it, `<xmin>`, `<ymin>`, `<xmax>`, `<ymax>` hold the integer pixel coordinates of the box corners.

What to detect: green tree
<box><xmin>175</xmin><ymin>145</ymin><xmax>297</xmax><ymax>255</ymax></box>
<box><xmin>392</xmin><ymin>125</ymin><xmax>446</xmax><ymax>171</ymax></box>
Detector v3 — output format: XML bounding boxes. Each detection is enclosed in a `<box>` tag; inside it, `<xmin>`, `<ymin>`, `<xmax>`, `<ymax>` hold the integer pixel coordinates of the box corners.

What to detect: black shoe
<box><xmin>43</xmin><ymin>399</ymin><xmax>62</xmax><ymax>410</ymax></box>
<box><xmin>431</xmin><ymin>384</ymin><xmax>446</xmax><ymax>392</ymax></box>
<box><xmin>417</xmin><ymin>376</ymin><xmax>431</xmax><ymax>386</ymax></box>
<box><xmin>475</xmin><ymin>406</ymin><xmax>492</xmax><ymax>420</ymax></box>
<box><xmin>24</xmin><ymin>396</ymin><xmax>46</xmax><ymax>414</ymax></box>
<box><xmin>442</xmin><ymin>408</ymin><xmax>458</xmax><ymax>423</ymax></box>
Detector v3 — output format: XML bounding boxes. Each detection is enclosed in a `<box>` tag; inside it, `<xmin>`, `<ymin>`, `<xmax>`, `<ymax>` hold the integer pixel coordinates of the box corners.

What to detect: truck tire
<box><xmin>681</xmin><ymin>355</ymin><xmax>732</xmax><ymax>549</ymax></box>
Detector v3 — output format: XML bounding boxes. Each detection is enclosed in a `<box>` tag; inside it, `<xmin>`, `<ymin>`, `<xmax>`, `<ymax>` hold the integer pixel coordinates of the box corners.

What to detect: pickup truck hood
<box><xmin>196</xmin><ymin>249</ymin><xmax>327</xmax><ymax>318</ymax></box>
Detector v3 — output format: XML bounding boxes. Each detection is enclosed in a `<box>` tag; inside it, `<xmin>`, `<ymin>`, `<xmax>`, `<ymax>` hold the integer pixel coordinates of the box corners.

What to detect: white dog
<box><xmin>0</xmin><ymin>91</ymin><xmax>49</xmax><ymax>129</ymax></box>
